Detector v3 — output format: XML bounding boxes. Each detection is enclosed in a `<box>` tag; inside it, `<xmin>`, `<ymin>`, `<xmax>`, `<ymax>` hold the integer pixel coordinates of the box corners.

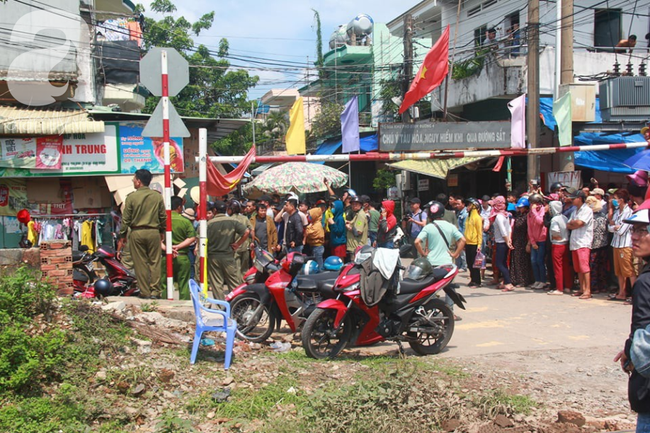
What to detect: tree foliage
<box><xmin>140</xmin><ymin>1</ymin><xmax>259</xmax><ymax>119</ymax></box>
<box><xmin>372</xmin><ymin>168</ymin><xmax>396</xmax><ymax>192</ymax></box>
<box><xmin>379</xmin><ymin>77</ymin><xmax>402</xmax><ymax>122</ymax></box>
<box><xmin>312</xmin><ymin>9</ymin><xmax>323</xmax><ymax>79</ymax></box>
<box><xmin>310</xmin><ymin>101</ymin><xmax>343</xmax><ymax>140</ymax></box>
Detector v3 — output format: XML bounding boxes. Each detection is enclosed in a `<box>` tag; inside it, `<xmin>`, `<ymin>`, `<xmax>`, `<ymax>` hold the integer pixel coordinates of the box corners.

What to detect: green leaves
<box><xmin>141</xmin><ymin>0</ymin><xmax>258</xmax><ymax>122</ymax></box>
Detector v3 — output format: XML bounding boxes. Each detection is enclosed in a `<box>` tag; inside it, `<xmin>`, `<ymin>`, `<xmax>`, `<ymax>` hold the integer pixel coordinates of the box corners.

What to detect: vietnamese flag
<box><xmin>206</xmin><ymin>146</ymin><xmax>256</xmax><ymax>197</ymax></box>
<box><xmin>398</xmin><ymin>25</ymin><xmax>450</xmax><ymax>115</ymax></box>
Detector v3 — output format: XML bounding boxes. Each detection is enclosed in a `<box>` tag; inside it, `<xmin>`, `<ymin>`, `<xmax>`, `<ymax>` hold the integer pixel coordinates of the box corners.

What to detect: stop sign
<box><xmin>140</xmin><ymin>47</ymin><xmax>189</xmax><ymax>97</ymax></box>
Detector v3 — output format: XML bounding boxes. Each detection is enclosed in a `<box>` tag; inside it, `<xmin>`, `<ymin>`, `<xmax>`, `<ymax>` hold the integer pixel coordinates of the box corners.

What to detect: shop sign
<box><xmin>0</xmin><ymin>122</ymin><xmax>184</xmax><ymax>177</ymax></box>
<box><xmin>0</xmin><ymin>124</ymin><xmax>120</xmax><ymax>177</ymax></box>
<box><xmin>0</xmin><ymin>179</ymin><xmax>27</xmax><ymax>216</ymax></box>
<box><xmin>379</xmin><ymin>121</ymin><xmax>510</xmax><ymax>152</ymax></box>
<box><xmin>447</xmin><ymin>174</ymin><xmax>459</xmax><ymax>187</ymax></box>
<box><xmin>418</xmin><ymin>179</ymin><xmax>429</xmax><ymax>191</ymax></box>
<box><xmin>119</xmin><ymin>122</ymin><xmax>184</xmax><ymax>174</ymax></box>
<box><xmin>0</xmin><ymin>137</ymin><xmax>63</xmax><ymax>169</ymax></box>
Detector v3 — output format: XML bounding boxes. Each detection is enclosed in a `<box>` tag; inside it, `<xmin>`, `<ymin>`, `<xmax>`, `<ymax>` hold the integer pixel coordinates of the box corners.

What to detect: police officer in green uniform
<box><xmin>207</xmin><ymin>200</ymin><xmax>250</xmax><ymax>300</ymax></box>
<box><xmin>228</xmin><ymin>200</ymin><xmax>253</xmax><ymax>279</ymax></box>
<box><xmin>117</xmin><ymin>169</ymin><xmax>166</xmax><ymax>299</ymax></box>
<box><xmin>161</xmin><ymin>196</ymin><xmax>197</xmax><ymax>300</ymax></box>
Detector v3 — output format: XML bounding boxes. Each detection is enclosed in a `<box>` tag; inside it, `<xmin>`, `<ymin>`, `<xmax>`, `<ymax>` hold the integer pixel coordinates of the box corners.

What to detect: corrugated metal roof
<box><xmin>0</xmin><ymin>106</ymin><xmax>104</xmax><ymax>135</ymax></box>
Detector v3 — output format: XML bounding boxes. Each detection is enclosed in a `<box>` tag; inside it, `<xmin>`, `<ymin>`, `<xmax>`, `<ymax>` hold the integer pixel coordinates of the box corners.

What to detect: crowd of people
<box><xmin>117</xmin><ymin>167</ymin><xmax>650</xmax><ymax>308</ymax></box>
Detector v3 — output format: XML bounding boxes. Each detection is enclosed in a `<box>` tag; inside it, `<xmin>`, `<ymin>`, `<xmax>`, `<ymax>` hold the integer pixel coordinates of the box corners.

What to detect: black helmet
<box><xmin>529</xmin><ymin>193</ymin><xmax>544</xmax><ymax>204</ymax></box>
<box><xmin>428</xmin><ymin>201</ymin><xmax>445</xmax><ymax>220</ymax></box>
<box><xmin>404</xmin><ymin>258</ymin><xmax>433</xmax><ymax>280</ymax></box>
<box><xmin>549</xmin><ymin>182</ymin><xmax>565</xmax><ymax>193</ymax></box>
<box><xmin>94</xmin><ymin>278</ymin><xmax>113</xmax><ymax>297</ymax></box>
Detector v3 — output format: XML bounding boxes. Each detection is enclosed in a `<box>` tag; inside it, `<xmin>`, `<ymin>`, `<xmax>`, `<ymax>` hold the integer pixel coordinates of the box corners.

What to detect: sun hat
<box><xmin>627</xmin><ymin>170</ymin><xmax>649</xmax><ymax>188</ymax></box>
<box><xmin>182</xmin><ymin>208</ymin><xmax>195</xmax><ymax>221</ymax></box>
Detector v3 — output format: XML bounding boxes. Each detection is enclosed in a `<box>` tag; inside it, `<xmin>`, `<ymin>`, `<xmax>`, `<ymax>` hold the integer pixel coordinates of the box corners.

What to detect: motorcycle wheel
<box><xmin>230</xmin><ymin>295</ymin><xmax>275</xmax><ymax>343</ymax></box>
<box><xmin>302</xmin><ymin>308</ymin><xmax>351</xmax><ymax>359</ymax></box>
<box><xmin>407</xmin><ymin>298</ymin><xmax>454</xmax><ymax>356</ymax></box>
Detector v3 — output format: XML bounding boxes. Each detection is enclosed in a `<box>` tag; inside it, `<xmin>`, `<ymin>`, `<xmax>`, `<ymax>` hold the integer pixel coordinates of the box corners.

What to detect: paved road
<box><xmin>440</xmin><ymin>271</ymin><xmax>632</xmax><ymax>358</ymax></box>
<box><xmin>113</xmin><ymin>266</ymin><xmax>633</xmax><ymax>360</ymax></box>
<box><xmin>353</xmin><ymin>269</ymin><xmax>633</xmax><ymax>360</ymax></box>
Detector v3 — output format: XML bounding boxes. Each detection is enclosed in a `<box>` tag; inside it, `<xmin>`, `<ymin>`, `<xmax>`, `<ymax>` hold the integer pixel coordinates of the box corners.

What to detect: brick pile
<box><xmin>40</xmin><ymin>240</ymin><xmax>73</xmax><ymax>296</ymax></box>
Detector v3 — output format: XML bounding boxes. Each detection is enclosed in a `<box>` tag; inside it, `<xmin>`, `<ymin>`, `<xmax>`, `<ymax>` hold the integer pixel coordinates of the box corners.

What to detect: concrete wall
<box><xmin>444</xmin><ymin>46</ymin><xmax>647</xmax><ymax>109</ymax></box>
<box><xmin>439</xmin><ymin>0</ymin><xmax>647</xmax><ymax>51</ymax></box>
<box><xmin>0</xmin><ymin>248</ymin><xmax>40</xmax><ymax>269</ymax></box>
<box><xmin>0</xmin><ymin>0</ymin><xmax>82</xmax><ymax>77</ymax></box>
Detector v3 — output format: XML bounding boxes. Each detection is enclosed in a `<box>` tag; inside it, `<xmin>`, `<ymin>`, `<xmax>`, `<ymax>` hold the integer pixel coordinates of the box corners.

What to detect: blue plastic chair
<box><xmin>189</xmin><ymin>279</ymin><xmax>237</xmax><ymax>369</ymax></box>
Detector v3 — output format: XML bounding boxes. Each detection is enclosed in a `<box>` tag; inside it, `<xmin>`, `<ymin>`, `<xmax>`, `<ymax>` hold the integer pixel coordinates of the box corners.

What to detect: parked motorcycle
<box><xmin>72</xmin><ymin>245</ymin><xmax>139</xmax><ymax>298</ymax></box>
<box><xmin>226</xmin><ymin>248</ymin><xmax>343</xmax><ymax>343</ymax></box>
<box><xmin>301</xmin><ymin>248</ymin><xmax>466</xmax><ymax>359</ymax></box>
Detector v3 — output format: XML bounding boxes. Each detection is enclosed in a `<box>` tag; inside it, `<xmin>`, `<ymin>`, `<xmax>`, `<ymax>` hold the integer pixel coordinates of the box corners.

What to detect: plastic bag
<box><xmin>473</xmin><ymin>251</ymin><xmax>485</xmax><ymax>269</ymax></box>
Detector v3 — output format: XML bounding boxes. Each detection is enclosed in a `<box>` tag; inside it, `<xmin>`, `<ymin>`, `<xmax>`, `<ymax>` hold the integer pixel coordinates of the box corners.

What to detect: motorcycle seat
<box><xmin>316</xmin><ymin>280</ymin><xmax>337</xmax><ymax>299</ymax></box>
<box><xmin>399</xmin><ymin>268</ymin><xmax>450</xmax><ymax>294</ymax></box>
<box><xmin>295</xmin><ymin>271</ymin><xmax>339</xmax><ymax>290</ymax></box>
<box><xmin>297</xmin><ymin>276</ymin><xmax>336</xmax><ymax>292</ymax></box>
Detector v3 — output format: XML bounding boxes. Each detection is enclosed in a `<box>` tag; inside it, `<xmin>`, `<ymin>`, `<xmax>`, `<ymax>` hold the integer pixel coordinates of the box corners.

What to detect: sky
<box><xmin>147</xmin><ymin>0</ymin><xmax>422</xmax><ymax>100</ymax></box>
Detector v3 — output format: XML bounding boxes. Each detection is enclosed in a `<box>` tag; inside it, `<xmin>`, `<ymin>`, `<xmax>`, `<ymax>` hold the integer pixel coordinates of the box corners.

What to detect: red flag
<box><xmin>492</xmin><ymin>156</ymin><xmax>505</xmax><ymax>172</ymax></box>
<box><xmin>207</xmin><ymin>146</ymin><xmax>256</xmax><ymax>197</ymax></box>
<box><xmin>398</xmin><ymin>25</ymin><xmax>450</xmax><ymax>115</ymax></box>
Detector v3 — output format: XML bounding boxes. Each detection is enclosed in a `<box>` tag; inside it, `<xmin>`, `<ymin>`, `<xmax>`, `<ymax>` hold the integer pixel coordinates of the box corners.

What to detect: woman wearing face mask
<box><xmin>608</xmin><ymin>189</ymin><xmax>636</xmax><ymax>301</ymax></box>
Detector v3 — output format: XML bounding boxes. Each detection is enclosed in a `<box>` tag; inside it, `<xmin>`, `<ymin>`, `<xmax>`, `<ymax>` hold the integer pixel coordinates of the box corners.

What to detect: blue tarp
<box><xmin>315</xmin><ymin>134</ymin><xmax>379</xmax><ymax>155</ymax></box>
<box><xmin>574</xmin><ymin>132</ymin><xmax>644</xmax><ymax>174</ymax></box>
<box><xmin>540</xmin><ymin>97</ymin><xmax>603</xmax><ymax>130</ymax></box>
<box><xmin>540</xmin><ymin>96</ymin><xmax>641</xmax><ymax>173</ymax></box>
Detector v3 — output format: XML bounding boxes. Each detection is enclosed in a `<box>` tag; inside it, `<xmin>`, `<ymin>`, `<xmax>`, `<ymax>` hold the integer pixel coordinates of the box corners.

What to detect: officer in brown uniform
<box><xmin>117</xmin><ymin>169</ymin><xmax>166</xmax><ymax>299</ymax></box>
<box><xmin>207</xmin><ymin>200</ymin><xmax>250</xmax><ymax>299</ymax></box>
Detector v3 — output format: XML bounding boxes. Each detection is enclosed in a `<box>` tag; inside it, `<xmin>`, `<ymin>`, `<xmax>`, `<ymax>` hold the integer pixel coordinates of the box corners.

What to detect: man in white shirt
<box><xmin>567</xmin><ymin>190</ymin><xmax>594</xmax><ymax>299</ymax></box>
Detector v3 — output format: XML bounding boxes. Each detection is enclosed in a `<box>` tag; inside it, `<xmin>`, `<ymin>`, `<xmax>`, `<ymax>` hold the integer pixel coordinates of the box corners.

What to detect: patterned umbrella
<box><xmin>243</xmin><ymin>162</ymin><xmax>348</xmax><ymax>195</ymax></box>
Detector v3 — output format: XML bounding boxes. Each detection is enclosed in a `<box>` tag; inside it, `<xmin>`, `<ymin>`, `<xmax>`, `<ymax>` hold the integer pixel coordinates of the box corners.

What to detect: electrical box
<box><xmin>599</xmin><ymin>76</ymin><xmax>650</xmax><ymax>121</ymax></box>
<box><xmin>558</xmin><ymin>83</ymin><xmax>596</xmax><ymax>122</ymax></box>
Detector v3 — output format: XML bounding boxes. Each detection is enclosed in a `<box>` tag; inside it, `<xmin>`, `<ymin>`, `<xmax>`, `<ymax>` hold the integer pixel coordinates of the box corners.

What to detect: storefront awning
<box><xmin>0</xmin><ymin>106</ymin><xmax>105</xmax><ymax>135</ymax></box>
<box><xmin>388</xmin><ymin>156</ymin><xmax>486</xmax><ymax>180</ymax></box>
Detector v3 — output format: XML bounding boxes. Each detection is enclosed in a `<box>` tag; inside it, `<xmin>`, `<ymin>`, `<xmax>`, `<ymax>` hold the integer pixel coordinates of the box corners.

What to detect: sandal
<box><xmin>501</xmin><ymin>285</ymin><xmax>515</xmax><ymax>292</ymax></box>
<box><xmin>579</xmin><ymin>294</ymin><xmax>592</xmax><ymax>300</ymax></box>
<box><xmin>572</xmin><ymin>292</ymin><xmax>584</xmax><ymax>297</ymax></box>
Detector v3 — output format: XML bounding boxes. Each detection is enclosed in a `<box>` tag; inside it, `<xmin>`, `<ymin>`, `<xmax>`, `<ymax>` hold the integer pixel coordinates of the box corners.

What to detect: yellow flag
<box><xmin>285</xmin><ymin>97</ymin><xmax>305</xmax><ymax>155</ymax></box>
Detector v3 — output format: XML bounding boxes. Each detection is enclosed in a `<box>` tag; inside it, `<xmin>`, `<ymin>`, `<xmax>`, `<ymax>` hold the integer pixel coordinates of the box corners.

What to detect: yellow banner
<box><xmin>285</xmin><ymin>98</ymin><xmax>305</xmax><ymax>155</ymax></box>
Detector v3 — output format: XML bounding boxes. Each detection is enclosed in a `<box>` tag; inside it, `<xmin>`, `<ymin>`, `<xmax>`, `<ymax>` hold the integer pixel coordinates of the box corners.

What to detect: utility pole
<box><xmin>526</xmin><ymin>0</ymin><xmax>540</xmax><ymax>184</ymax></box>
<box><xmin>559</xmin><ymin>0</ymin><xmax>575</xmax><ymax>172</ymax></box>
<box><xmin>402</xmin><ymin>13</ymin><xmax>414</xmax><ymax>123</ymax></box>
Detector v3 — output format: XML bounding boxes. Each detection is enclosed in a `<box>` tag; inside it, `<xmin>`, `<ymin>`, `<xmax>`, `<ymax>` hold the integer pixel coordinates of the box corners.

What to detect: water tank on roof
<box><xmin>329</xmin><ymin>24</ymin><xmax>349</xmax><ymax>49</ymax></box>
<box><xmin>347</xmin><ymin>14</ymin><xmax>374</xmax><ymax>36</ymax></box>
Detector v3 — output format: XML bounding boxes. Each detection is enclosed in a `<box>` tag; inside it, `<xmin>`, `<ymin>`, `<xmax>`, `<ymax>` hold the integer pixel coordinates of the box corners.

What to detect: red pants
<box><xmin>331</xmin><ymin>244</ymin><xmax>346</xmax><ymax>259</ymax></box>
<box><xmin>552</xmin><ymin>244</ymin><xmax>572</xmax><ymax>291</ymax></box>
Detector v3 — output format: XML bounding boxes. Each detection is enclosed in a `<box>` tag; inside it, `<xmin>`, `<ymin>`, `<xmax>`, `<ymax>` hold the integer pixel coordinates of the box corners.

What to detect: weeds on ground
<box><xmin>141</xmin><ymin>301</ymin><xmax>159</xmax><ymax>312</ymax></box>
<box><xmin>0</xmin><ymin>266</ymin><xmax>135</xmax><ymax>432</ymax></box>
<box><xmin>473</xmin><ymin>389</ymin><xmax>538</xmax><ymax>417</ymax></box>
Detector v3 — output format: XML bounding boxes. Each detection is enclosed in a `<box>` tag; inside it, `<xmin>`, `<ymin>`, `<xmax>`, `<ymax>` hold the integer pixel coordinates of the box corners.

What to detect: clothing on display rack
<box><xmin>32</xmin><ymin>213</ymin><xmax>114</xmax><ymax>250</ymax></box>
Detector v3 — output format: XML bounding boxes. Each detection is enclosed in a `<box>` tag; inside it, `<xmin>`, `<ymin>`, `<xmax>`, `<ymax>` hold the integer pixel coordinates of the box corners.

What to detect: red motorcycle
<box><xmin>72</xmin><ymin>245</ymin><xmax>138</xmax><ymax>298</ymax></box>
<box><xmin>226</xmin><ymin>248</ymin><xmax>344</xmax><ymax>343</ymax></box>
<box><xmin>301</xmin><ymin>248</ymin><xmax>465</xmax><ymax>359</ymax></box>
